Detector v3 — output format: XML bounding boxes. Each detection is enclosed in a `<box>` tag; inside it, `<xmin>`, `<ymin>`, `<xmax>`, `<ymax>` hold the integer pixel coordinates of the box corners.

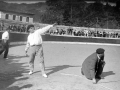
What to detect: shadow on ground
<box><xmin>99</xmin><ymin>71</ymin><xmax>120</xmax><ymax>83</ymax></box>
<box><xmin>0</xmin><ymin>54</ymin><xmax>31</xmax><ymax>90</ymax></box>
<box><xmin>102</xmin><ymin>71</ymin><xmax>115</xmax><ymax>78</ymax></box>
<box><xmin>6</xmin><ymin>84</ymin><xmax>33</xmax><ymax>90</ymax></box>
<box><xmin>46</xmin><ymin>65</ymin><xmax>81</xmax><ymax>76</ymax></box>
<box><xmin>9</xmin><ymin>44</ymin><xmax>25</xmax><ymax>48</ymax></box>
<box><xmin>97</xmin><ymin>71</ymin><xmax>116</xmax><ymax>83</ymax></box>
<box><xmin>33</xmin><ymin>65</ymin><xmax>81</xmax><ymax>76</ymax></box>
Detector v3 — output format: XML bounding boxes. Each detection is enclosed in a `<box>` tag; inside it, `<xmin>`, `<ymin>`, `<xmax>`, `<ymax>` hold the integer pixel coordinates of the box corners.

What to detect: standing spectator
<box><xmin>25</xmin><ymin>23</ymin><xmax>57</xmax><ymax>77</ymax></box>
<box><xmin>1</xmin><ymin>22</ymin><xmax>4</xmax><ymax>31</ymax></box>
<box><xmin>81</xmin><ymin>48</ymin><xmax>105</xmax><ymax>84</ymax></box>
<box><xmin>84</xmin><ymin>29</ymin><xmax>89</xmax><ymax>37</ymax></box>
<box><xmin>8</xmin><ymin>25</ymin><xmax>12</xmax><ymax>31</ymax></box>
<box><xmin>54</xmin><ymin>28</ymin><xmax>59</xmax><ymax>35</ymax></box>
<box><xmin>73</xmin><ymin>30</ymin><xmax>78</xmax><ymax>36</ymax></box>
<box><xmin>67</xmin><ymin>27</ymin><xmax>73</xmax><ymax>35</ymax></box>
<box><xmin>103</xmin><ymin>31</ymin><xmax>106</xmax><ymax>37</ymax></box>
<box><xmin>0</xmin><ymin>22</ymin><xmax>3</xmax><ymax>31</ymax></box>
<box><xmin>0</xmin><ymin>27</ymin><xmax>10</xmax><ymax>59</ymax></box>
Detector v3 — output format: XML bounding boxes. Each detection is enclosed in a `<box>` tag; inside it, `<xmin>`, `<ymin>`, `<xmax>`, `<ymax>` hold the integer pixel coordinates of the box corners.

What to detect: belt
<box><xmin>2</xmin><ymin>39</ymin><xmax>9</xmax><ymax>40</ymax></box>
<box><xmin>31</xmin><ymin>44</ymin><xmax>41</xmax><ymax>47</ymax></box>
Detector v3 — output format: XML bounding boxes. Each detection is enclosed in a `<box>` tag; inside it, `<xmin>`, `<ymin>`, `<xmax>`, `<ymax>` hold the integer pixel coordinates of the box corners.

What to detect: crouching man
<box><xmin>81</xmin><ymin>48</ymin><xmax>105</xmax><ymax>84</ymax></box>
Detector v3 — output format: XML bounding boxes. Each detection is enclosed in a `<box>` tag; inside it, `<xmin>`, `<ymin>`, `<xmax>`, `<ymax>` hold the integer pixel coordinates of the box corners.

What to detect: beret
<box><xmin>27</xmin><ymin>24</ymin><xmax>34</xmax><ymax>31</ymax></box>
<box><xmin>96</xmin><ymin>48</ymin><xmax>105</xmax><ymax>54</ymax></box>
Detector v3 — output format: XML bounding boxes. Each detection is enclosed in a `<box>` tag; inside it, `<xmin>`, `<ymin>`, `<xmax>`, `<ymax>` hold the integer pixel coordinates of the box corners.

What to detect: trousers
<box><xmin>29</xmin><ymin>44</ymin><xmax>45</xmax><ymax>74</ymax></box>
<box><xmin>95</xmin><ymin>60</ymin><xmax>105</xmax><ymax>77</ymax></box>
<box><xmin>0</xmin><ymin>39</ymin><xmax>9</xmax><ymax>58</ymax></box>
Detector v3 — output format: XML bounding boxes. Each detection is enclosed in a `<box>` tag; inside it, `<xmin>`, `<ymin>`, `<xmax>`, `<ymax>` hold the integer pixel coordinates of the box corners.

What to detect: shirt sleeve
<box><xmin>35</xmin><ymin>25</ymin><xmax>53</xmax><ymax>35</ymax></box>
<box><xmin>2</xmin><ymin>32</ymin><xmax>9</xmax><ymax>40</ymax></box>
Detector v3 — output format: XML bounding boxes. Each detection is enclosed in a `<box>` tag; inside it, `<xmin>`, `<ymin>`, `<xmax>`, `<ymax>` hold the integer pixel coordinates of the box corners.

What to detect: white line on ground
<box><xmin>99</xmin><ymin>84</ymin><xmax>113</xmax><ymax>90</ymax></box>
<box><xmin>43</xmin><ymin>41</ymin><xmax>120</xmax><ymax>47</ymax></box>
<box><xmin>60</xmin><ymin>73</ymin><xmax>83</xmax><ymax>78</ymax></box>
<box><xmin>60</xmin><ymin>73</ymin><xmax>113</xmax><ymax>90</ymax></box>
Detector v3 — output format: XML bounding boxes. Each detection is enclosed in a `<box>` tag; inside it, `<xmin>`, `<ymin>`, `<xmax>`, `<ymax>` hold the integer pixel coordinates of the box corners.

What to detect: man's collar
<box><xmin>97</xmin><ymin>54</ymin><xmax>100</xmax><ymax>59</ymax></box>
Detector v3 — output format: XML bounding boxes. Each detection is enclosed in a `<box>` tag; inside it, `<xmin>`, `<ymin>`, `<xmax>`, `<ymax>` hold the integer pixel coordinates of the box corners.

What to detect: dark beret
<box><xmin>96</xmin><ymin>48</ymin><xmax>105</xmax><ymax>54</ymax></box>
<box><xmin>27</xmin><ymin>24</ymin><xmax>34</xmax><ymax>31</ymax></box>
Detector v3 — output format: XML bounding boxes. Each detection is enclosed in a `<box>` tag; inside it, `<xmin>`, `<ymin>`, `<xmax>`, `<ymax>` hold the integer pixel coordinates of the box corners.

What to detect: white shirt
<box><xmin>27</xmin><ymin>25</ymin><xmax>53</xmax><ymax>46</ymax></box>
<box><xmin>2</xmin><ymin>31</ymin><xmax>9</xmax><ymax>40</ymax></box>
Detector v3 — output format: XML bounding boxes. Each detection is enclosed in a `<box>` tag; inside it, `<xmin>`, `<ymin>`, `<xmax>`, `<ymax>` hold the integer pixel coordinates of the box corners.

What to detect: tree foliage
<box><xmin>45</xmin><ymin>0</ymin><xmax>120</xmax><ymax>29</ymax></box>
<box><xmin>0</xmin><ymin>0</ymin><xmax>120</xmax><ymax>29</ymax></box>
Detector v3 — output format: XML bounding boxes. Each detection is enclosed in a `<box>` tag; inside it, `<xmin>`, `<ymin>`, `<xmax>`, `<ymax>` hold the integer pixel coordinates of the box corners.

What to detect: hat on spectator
<box><xmin>27</xmin><ymin>24</ymin><xmax>34</xmax><ymax>31</ymax></box>
<box><xmin>96</xmin><ymin>48</ymin><xmax>105</xmax><ymax>54</ymax></box>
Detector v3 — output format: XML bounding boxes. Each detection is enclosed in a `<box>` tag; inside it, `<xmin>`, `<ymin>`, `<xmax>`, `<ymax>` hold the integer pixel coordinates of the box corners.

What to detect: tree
<box><xmin>116</xmin><ymin>0</ymin><xmax>120</xmax><ymax>11</ymax></box>
<box><xmin>46</xmin><ymin>0</ymin><xmax>85</xmax><ymax>25</ymax></box>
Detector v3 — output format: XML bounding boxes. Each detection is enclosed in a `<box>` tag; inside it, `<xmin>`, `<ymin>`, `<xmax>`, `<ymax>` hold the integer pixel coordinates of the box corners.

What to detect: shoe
<box><xmin>95</xmin><ymin>76</ymin><xmax>101</xmax><ymax>79</ymax></box>
<box><xmin>4</xmin><ymin>58</ymin><xmax>8</xmax><ymax>59</ymax></box>
<box><xmin>29</xmin><ymin>71</ymin><xmax>33</xmax><ymax>75</ymax></box>
<box><xmin>42</xmin><ymin>74</ymin><xmax>48</xmax><ymax>78</ymax></box>
<box><xmin>81</xmin><ymin>70</ymin><xmax>84</xmax><ymax>75</ymax></box>
<box><xmin>93</xmin><ymin>78</ymin><xmax>97</xmax><ymax>84</ymax></box>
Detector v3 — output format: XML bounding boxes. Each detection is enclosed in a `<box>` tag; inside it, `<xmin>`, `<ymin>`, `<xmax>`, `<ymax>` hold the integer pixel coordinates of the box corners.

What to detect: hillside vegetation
<box><xmin>0</xmin><ymin>0</ymin><xmax>120</xmax><ymax>29</ymax></box>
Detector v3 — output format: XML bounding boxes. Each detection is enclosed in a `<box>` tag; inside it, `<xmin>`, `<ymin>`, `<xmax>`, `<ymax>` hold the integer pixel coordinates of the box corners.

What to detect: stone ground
<box><xmin>0</xmin><ymin>42</ymin><xmax>120</xmax><ymax>90</ymax></box>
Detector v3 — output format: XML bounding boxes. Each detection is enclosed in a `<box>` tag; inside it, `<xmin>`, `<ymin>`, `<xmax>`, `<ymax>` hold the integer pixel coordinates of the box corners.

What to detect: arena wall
<box><xmin>0</xmin><ymin>32</ymin><xmax>120</xmax><ymax>46</ymax></box>
<box><xmin>42</xmin><ymin>34</ymin><xmax>120</xmax><ymax>44</ymax></box>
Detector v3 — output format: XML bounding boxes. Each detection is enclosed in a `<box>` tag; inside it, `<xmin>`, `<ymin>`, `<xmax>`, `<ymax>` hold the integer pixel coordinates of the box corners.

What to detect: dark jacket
<box><xmin>81</xmin><ymin>52</ymin><xmax>100</xmax><ymax>79</ymax></box>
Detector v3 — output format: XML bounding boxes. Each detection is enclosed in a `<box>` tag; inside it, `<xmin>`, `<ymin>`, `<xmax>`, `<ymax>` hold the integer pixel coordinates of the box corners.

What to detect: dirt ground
<box><xmin>0</xmin><ymin>42</ymin><xmax>120</xmax><ymax>90</ymax></box>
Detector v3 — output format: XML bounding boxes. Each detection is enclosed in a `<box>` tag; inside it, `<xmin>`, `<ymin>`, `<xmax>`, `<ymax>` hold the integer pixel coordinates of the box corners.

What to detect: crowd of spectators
<box><xmin>8</xmin><ymin>25</ymin><xmax>27</xmax><ymax>32</ymax></box>
<box><xmin>0</xmin><ymin>22</ymin><xmax>120</xmax><ymax>39</ymax></box>
<box><xmin>47</xmin><ymin>27</ymin><xmax>120</xmax><ymax>39</ymax></box>
<box><xmin>0</xmin><ymin>22</ymin><xmax>28</xmax><ymax>33</ymax></box>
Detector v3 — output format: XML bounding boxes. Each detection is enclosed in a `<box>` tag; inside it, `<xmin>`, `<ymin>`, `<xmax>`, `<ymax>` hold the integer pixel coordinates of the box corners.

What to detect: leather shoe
<box><xmin>96</xmin><ymin>76</ymin><xmax>101</xmax><ymax>79</ymax></box>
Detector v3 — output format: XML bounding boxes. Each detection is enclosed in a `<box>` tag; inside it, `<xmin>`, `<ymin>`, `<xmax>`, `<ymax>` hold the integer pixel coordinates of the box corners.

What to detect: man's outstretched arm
<box><xmin>36</xmin><ymin>23</ymin><xmax>57</xmax><ymax>34</ymax></box>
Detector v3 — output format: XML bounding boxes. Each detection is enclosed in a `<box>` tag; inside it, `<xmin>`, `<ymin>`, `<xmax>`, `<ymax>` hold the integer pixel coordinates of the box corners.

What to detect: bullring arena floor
<box><xmin>0</xmin><ymin>42</ymin><xmax>120</xmax><ymax>90</ymax></box>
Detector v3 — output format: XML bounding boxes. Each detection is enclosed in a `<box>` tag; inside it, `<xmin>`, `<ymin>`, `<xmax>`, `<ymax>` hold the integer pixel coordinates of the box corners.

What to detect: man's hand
<box><xmin>53</xmin><ymin>22</ymin><xmax>58</xmax><ymax>26</ymax></box>
<box><xmin>25</xmin><ymin>50</ymin><xmax>28</xmax><ymax>57</ymax></box>
<box><xmin>92</xmin><ymin>78</ymin><xmax>96</xmax><ymax>84</ymax></box>
<box><xmin>25</xmin><ymin>43</ymin><xmax>29</xmax><ymax>57</ymax></box>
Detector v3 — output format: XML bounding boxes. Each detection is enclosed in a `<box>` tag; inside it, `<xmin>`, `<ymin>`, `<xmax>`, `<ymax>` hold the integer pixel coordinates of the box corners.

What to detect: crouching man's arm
<box><xmin>89</xmin><ymin>59</ymin><xmax>97</xmax><ymax>84</ymax></box>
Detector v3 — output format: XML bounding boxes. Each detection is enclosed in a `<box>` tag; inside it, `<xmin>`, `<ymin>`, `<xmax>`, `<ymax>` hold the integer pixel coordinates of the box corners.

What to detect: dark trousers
<box><xmin>95</xmin><ymin>61</ymin><xmax>105</xmax><ymax>77</ymax></box>
<box><xmin>0</xmin><ymin>39</ymin><xmax>9</xmax><ymax>58</ymax></box>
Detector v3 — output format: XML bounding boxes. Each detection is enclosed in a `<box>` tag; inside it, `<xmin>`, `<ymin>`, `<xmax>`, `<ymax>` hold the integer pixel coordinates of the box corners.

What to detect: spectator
<box><xmin>0</xmin><ymin>27</ymin><xmax>10</xmax><ymax>59</ymax></box>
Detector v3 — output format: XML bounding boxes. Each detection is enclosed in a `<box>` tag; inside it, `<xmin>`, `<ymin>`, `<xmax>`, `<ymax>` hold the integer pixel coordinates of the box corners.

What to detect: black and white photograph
<box><xmin>0</xmin><ymin>0</ymin><xmax>120</xmax><ymax>90</ymax></box>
